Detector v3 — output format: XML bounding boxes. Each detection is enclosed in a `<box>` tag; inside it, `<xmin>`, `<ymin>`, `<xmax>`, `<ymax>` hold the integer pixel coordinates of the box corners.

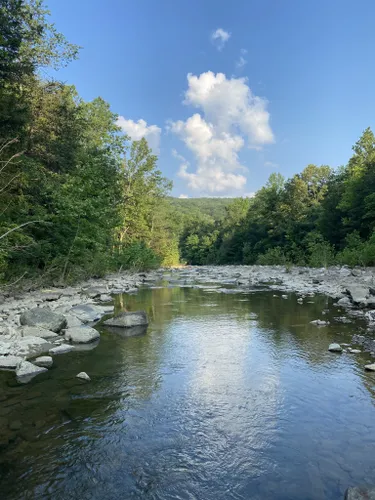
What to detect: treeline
<box><xmin>179</xmin><ymin>128</ymin><xmax>375</xmax><ymax>267</ymax></box>
<box><xmin>0</xmin><ymin>0</ymin><xmax>179</xmax><ymax>285</ymax></box>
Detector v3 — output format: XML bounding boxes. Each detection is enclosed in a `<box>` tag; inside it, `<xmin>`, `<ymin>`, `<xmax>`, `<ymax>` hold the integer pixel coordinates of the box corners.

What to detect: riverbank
<box><xmin>1</xmin><ymin>265</ymin><xmax>375</xmax><ymax>382</ymax></box>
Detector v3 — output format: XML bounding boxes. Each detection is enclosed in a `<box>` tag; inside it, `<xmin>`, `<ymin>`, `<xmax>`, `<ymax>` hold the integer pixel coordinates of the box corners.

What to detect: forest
<box><xmin>1</xmin><ymin>0</ymin><xmax>375</xmax><ymax>287</ymax></box>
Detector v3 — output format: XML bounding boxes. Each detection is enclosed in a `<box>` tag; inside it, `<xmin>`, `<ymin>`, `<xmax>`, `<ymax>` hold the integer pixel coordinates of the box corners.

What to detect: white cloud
<box><xmin>264</xmin><ymin>160</ymin><xmax>279</xmax><ymax>169</ymax></box>
<box><xmin>178</xmin><ymin>194</ymin><xmax>189</xmax><ymax>199</ymax></box>
<box><xmin>236</xmin><ymin>48</ymin><xmax>247</xmax><ymax>69</ymax></box>
<box><xmin>116</xmin><ymin>116</ymin><xmax>161</xmax><ymax>152</ymax></box>
<box><xmin>211</xmin><ymin>28</ymin><xmax>231</xmax><ymax>50</ymax></box>
<box><xmin>170</xmin><ymin>71</ymin><xmax>274</xmax><ymax>194</ymax></box>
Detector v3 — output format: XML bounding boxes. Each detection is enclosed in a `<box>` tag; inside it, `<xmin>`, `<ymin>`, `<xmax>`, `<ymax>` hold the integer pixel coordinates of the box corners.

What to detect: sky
<box><xmin>48</xmin><ymin>0</ymin><xmax>375</xmax><ymax>198</ymax></box>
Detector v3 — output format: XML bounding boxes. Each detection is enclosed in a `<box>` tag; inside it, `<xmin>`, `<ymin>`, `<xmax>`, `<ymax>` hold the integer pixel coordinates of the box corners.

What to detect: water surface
<box><xmin>1</xmin><ymin>283</ymin><xmax>375</xmax><ymax>499</ymax></box>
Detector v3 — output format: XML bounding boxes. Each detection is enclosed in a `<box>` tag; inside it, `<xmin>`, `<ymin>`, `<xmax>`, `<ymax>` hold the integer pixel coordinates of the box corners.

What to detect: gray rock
<box><xmin>346</xmin><ymin>286</ymin><xmax>369</xmax><ymax>306</ymax></box>
<box><xmin>311</xmin><ymin>319</ymin><xmax>330</xmax><ymax>326</ymax></box>
<box><xmin>20</xmin><ymin>307</ymin><xmax>67</xmax><ymax>332</ymax></box>
<box><xmin>76</xmin><ymin>371</ymin><xmax>90</xmax><ymax>381</ymax></box>
<box><xmin>328</xmin><ymin>343</ymin><xmax>343</xmax><ymax>353</ymax></box>
<box><xmin>365</xmin><ymin>363</ymin><xmax>375</xmax><ymax>371</ymax></box>
<box><xmin>351</xmin><ymin>268</ymin><xmax>362</xmax><ymax>277</ymax></box>
<box><xmin>0</xmin><ymin>337</ymin><xmax>52</xmax><ymax>359</ymax></box>
<box><xmin>34</xmin><ymin>356</ymin><xmax>53</xmax><ymax>368</ymax></box>
<box><xmin>20</xmin><ymin>326</ymin><xmax>59</xmax><ymax>340</ymax></box>
<box><xmin>64</xmin><ymin>313</ymin><xmax>84</xmax><ymax>328</ymax></box>
<box><xmin>98</xmin><ymin>294</ymin><xmax>112</xmax><ymax>303</ymax></box>
<box><xmin>348</xmin><ymin>349</ymin><xmax>361</xmax><ymax>354</ymax></box>
<box><xmin>0</xmin><ymin>355</ymin><xmax>23</xmax><ymax>370</ymax></box>
<box><xmin>69</xmin><ymin>304</ymin><xmax>107</xmax><ymax>323</ymax></box>
<box><xmin>345</xmin><ymin>486</ymin><xmax>375</xmax><ymax>500</ymax></box>
<box><xmin>103</xmin><ymin>310</ymin><xmax>148</xmax><ymax>328</ymax></box>
<box><xmin>49</xmin><ymin>344</ymin><xmax>74</xmax><ymax>355</ymax></box>
<box><xmin>104</xmin><ymin>325</ymin><xmax>148</xmax><ymax>337</ymax></box>
<box><xmin>64</xmin><ymin>326</ymin><xmax>99</xmax><ymax>344</ymax></box>
<box><xmin>281</xmin><ymin>295</ymin><xmax>288</xmax><ymax>300</ymax></box>
<box><xmin>40</xmin><ymin>290</ymin><xmax>61</xmax><ymax>301</ymax></box>
<box><xmin>16</xmin><ymin>360</ymin><xmax>47</xmax><ymax>383</ymax></box>
<box><xmin>83</xmin><ymin>287</ymin><xmax>107</xmax><ymax>298</ymax></box>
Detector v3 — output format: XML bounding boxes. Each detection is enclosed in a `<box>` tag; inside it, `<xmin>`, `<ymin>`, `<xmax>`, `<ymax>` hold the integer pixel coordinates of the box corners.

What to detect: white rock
<box><xmin>16</xmin><ymin>360</ymin><xmax>47</xmax><ymax>382</ymax></box>
<box><xmin>76</xmin><ymin>371</ymin><xmax>90</xmax><ymax>381</ymax></box>
<box><xmin>34</xmin><ymin>356</ymin><xmax>53</xmax><ymax>368</ymax></box>
<box><xmin>0</xmin><ymin>355</ymin><xmax>23</xmax><ymax>370</ymax></box>
<box><xmin>328</xmin><ymin>343</ymin><xmax>343</xmax><ymax>353</ymax></box>
<box><xmin>281</xmin><ymin>295</ymin><xmax>288</xmax><ymax>299</ymax></box>
<box><xmin>64</xmin><ymin>326</ymin><xmax>99</xmax><ymax>344</ymax></box>
<box><xmin>49</xmin><ymin>344</ymin><xmax>74</xmax><ymax>355</ymax></box>
<box><xmin>365</xmin><ymin>363</ymin><xmax>375</xmax><ymax>371</ymax></box>
<box><xmin>64</xmin><ymin>314</ymin><xmax>83</xmax><ymax>328</ymax></box>
<box><xmin>311</xmin><ymin>320</ymin><xmax>330</xmax><ymax>326</ymax></box>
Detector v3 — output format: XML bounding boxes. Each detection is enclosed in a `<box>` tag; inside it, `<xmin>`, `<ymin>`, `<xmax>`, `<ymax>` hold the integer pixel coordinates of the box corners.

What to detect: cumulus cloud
<box><xmin>170</xmin><ymin>71</ymin><xmax>274</xmax><ymax>194</ymax></box>
<box><xmin>116</xmin><ymin>116</ymin><xmax>161</xmax><ymax>152</ymax></box>
<box><xmin>211</xmin><ymin>28</ymin><xmax>231</xmax><ymax>50</ymax></box>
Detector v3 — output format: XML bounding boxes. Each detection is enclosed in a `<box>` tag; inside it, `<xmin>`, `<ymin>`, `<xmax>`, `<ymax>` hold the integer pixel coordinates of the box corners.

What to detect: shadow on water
<box><xmin>0</xmin><ymin>284</ymin><xmax>375</xmax><ymax>499</ymax></box>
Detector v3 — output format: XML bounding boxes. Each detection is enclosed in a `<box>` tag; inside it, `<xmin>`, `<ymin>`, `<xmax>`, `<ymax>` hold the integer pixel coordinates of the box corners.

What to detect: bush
<box><xmin>116</xmin><ymin>242</ymin><xmax>161</xmax><ymax>271</ymax></box>
<box><xmin>256</xmin><ymin>247</ymin><xmax>289</xmax><ymax>265</ymax></box>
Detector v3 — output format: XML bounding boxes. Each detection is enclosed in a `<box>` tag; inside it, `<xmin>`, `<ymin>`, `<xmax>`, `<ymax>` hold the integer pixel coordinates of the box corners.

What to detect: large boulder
<box><xmin>346</xmin><ymin>286</ymin><xmax>369</xmax><ymax>307</ymax></box>
<box><xmin>16</xmin><ymin>360</ymin><xmax>47</xmax><ymax>383</ymax></box>
<box><xmin>64</xmin><ymin>326</ymin><xmax>99</xmax><ymax>344</ymax></box>
<box><xmin>20</xmin><ymin>307</ymin><xmax>67</xmax><ymax>332</ymax></box>
<box><xmin>20</xmin><ymin>326</ymin><xmax>59</xmax><ymax>340</ymax></box>
<box><xmin>345</xmin><ymin>486</ymin><xmax>375</xmax><ymax>499</ymax></box>
<box><xmin>103</xmin><ymin>311</ymin><xmax>148</xmax><ymax>328</ymax></box>
<box><xmin>0</xmin><ymin>336</ymin><xmax>52</xmax><ymax>359</ymax></box>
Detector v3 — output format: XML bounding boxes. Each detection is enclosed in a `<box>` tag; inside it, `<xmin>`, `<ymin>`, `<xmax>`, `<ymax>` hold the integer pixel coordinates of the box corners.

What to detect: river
<box><xmin>0</xmin><ymin>278</ymin><xmax>375</xmax><ymax>499</ymax></box>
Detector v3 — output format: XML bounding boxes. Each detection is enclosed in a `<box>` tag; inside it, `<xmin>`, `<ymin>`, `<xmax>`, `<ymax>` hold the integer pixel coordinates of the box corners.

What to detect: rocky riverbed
<box><xmin>1</xmin><ymin>264</ymin><xmax>375</xmax><ymax>383</ymax></box>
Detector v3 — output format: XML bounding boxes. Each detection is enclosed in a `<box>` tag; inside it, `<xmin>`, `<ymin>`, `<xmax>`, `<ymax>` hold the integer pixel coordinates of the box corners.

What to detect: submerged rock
<box><xmin>49</xmin><ymin>344</ymin><xmax>74</xmax><ymax>355</ymax></box>
<box><xmin>76</xmin><ymin>371</ymin><xmax>90</xmax><ymax>381</ymax></box>
<box><xmin>345</xmin><ymin>486</ymin><xmax>375</xmax><ymax>499</ymax></box>
<box><xmin>328</xmin><ymin>343</ymin><xmax>343</xmax><ymax>353</ymax></box>
<box><xmin>16</xmin><ymin>360</ymin><xmax>47</xmax><ymax>383</ymax></box>
<box><xmin>311</xmin><ymin>320</ymin><xmax>330</xmax><ymax>326</ymax></box>
<box><xmin>20</xmin><ymin>307</ymin><xmax>67</xmax><ymax>333</ymax></box>
<box><xmin>103</xmin><ymin>311</ymin><xmax>148</xmax><ymax>328</ymax></box>
<box><xmin>64</xmin><ymin>326</ymin><xmax>100</xmax><ymax>344</ymax></box>
<box><xmin>104</xmin><ymin>324</ymin><xmax>148</xmax><ymax>337</ymax></box>
<box><xmin>34</xmin><ymin>356</ymin><xmax>53</xmax><ymax>368</ymax></box>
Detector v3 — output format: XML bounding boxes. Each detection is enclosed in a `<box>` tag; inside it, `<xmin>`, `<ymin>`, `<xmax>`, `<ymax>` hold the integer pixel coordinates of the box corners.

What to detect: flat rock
<box><xmin>365</xmin><ymin>363</ymin><xmax>375</xmax><ymax>371</ymax></box>
<box><xmin>40</xmin><ymin>290</ymin><xmax>61</xmax><ymax>301</ymax></box>
<box><xmin>83</xmin><ymin>287</ymin><xmax>107</xmax><ymax>298</ymax></box>
<box><xmin>345</xmin><ymin>486</ymin><xmax>375</xmax><ymax>499</ymax></box>
<box><xmin>69</xmin><ymin>304</ymin><xmax>107</xmax><ymax>323</ymax></box>
<box><xmin>16</xmin><ymin>360</ymin><xmax>47</xmax><ymax>383</ymax></box>
<box><xmin>20</xmin><ymin>307</ymin><xmax>67</xmax><ymax>332</ymax></box>
<box><xmin>20</xmin><ymin>326</ymin><xmax>59</xmax><ymax>340</ymax></box>
<box><xmin>103</xmin><ymin>310</ymin><xmax>148</xmax><ymax>328</ymax></box>
<box><xmin>348</xmin><ymin>349</ymin><xmax>361</xmax><ymax>354</ymax></box>
<box><xmin>34</xmin><ymin>356</ymin><xmax>53</xmax><ymax>368</ymax></box>
<box><xmin>64</xmin><ymin>327</ymin><xmax>99</xmax><ymax>344</ymax></box>
<box><xmin>49</xmin><ymin>344</ymin><xmax>74</xmax><ymax>355</ymax></box>
<box><xmin>64</xmin><ymin>313</ymin><xmax>83</xmax><ymax>328</ymax></box>
<box><xmin>311</xmin><ymin>320</ymin><xmax>330</xmax><ymax>326</ymax></box>
<box><xmin>76</xmin><ymin>371</ymin><xmax>90</xmax><ymax>381</ymax></box>
<box><xmin>0</xmin><ymin>355</ymin><xmax>23</xmax><ymax>370</ymax></box>
<box><xmin>328</xmin><ymin>343</ymin><xmax>343</xmax><ymax>353</ymax></box>
<box><xmin>98</xmin><ymin>294</ymin><xmax>112</xmax><ymax>303</ymax></box>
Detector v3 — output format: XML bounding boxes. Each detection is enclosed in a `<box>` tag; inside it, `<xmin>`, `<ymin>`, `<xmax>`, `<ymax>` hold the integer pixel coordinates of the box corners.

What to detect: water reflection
<box><xmin>0</xmin><ymin>285</ymin><xmax>375</xmax><ymax>499</ymax></box>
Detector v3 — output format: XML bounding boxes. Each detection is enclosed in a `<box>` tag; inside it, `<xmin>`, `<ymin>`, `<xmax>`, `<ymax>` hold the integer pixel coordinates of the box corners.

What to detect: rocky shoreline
<box><xmin>1</xmin><ymin>264</ymin><xmax>375</xmax><ymax>383</ymax></box>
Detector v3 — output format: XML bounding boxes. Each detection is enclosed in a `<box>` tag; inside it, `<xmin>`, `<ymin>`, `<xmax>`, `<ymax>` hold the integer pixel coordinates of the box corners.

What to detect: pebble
<box><xmin>76</xmin><ymin>372</ymin><xmax>91</xmax><ymax>381</ymax></box>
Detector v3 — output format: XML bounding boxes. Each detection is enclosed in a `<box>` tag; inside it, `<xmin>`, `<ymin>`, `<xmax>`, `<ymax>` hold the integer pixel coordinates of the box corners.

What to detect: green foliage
<box><xmin>116</xmin><ymin>242</ymin><xmax>161</xmax><ymax>271</ymax></box>
<box><xmin>257</xmin><ymin>247</ymin><xmax>289</xmax><ymax>266</ymax></box>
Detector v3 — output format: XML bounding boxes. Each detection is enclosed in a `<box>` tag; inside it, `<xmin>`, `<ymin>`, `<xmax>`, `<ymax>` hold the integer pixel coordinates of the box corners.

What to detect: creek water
<box><xmin>1</xmin><ymin>281</ymin><xmax>375</xmax><ymax>499</ymax></box>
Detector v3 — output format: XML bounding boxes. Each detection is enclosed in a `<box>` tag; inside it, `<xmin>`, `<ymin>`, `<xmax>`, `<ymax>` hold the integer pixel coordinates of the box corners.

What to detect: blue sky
<box><xmin>49</xmin><ymin>0</ymin><xmax>375</xmax><ymax>197</ymax></box>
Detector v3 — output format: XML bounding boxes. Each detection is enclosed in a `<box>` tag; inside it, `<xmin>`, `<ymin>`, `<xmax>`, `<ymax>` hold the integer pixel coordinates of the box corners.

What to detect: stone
<box><xmin>20</xmin><ymin>326</ymin><xmax>59</xmax><ymax>340</ymax></box>
<box><xmin>40</xmin><ymin>290</ymin><xmax>61</xmax><ymax>301</ymax></box>
<box><xmin>49</xmin><ymin>344</ymin><xmax>74</xmax><ymax>355</ymax></box>
<box><xmin>103</xmin><ymin>310</ymin><xmax>148</xmax><ymax>328</ymax></box>
<box><xmin>76</xmin><ymin>371</ymin><xmax>90</xmax><ymax>381</ymax></box>
<box><xmin>83</xmin><ymin>287</ymin><xmax>107</xmax><ymax>298</ymax></box>
<box><xmin>98</xmin><ymin>294</ymin><xmax>112</xmax><ymax>303</ymax></box>
<box><xmin>34</xmin><ymin>356</ymin><xmax>53</xmax><ymax>368</ymax></box>
<box><xmin>346</xmin><ymin>286</ymin><xmax>369</xmax><ymax>306</ymax></box>
<box><xmin>64</xmin><ymin>313</ymin><xmax>84</xmax><ymax>328</ymax></box>
<box><xmin>64</xmin><ymin>326</ymin><xmax>99</xmax><ymax>344</ymax></box>
<box><xmin>328</xmin><ymin>343</ymin><xmax>343</xmax><ymax>353</ymax></box>
<box><xmin>16</xmin><ymin>360</ymin><xmax>47</xmax><ymax>383</ymax></box>
<box><xmin>345</xmin><ymin>485</ymin><xmax>375</xmax><ymax>499</ymax></box>
<box><xmin>365</xmin><ymin>363</ymin><xmax>375</xmax><ymax>371</ymax></box>
<box><xmin>20</xmin><ymin>307</ymin><xmax>67</xmax><ymax>333</ymax></box>
<box><xmin>9</xmin><ymin>420</ymin><xmax>22</xmax><ymax>431</ymax></box>
<box><xmin>310</xmin><ymin>320</ymin><xmax>330</xmax><ymax>326</ymax></box>
<box><xmin>348</xmin><ymin>349</ymin><xmax>361</xmax><ymax>354</ymax></box>
<box><xmin>0</xmin><ymin>355</ymin><xmax>23</xmax><ymax>370</ymax></box>
<box><xmin>281</xmin><ymin>295</ymin><xmax>288</xmax><ymax>300</ymax></box>
<box><xmin>351</xmin><ymin>268</ymin><xmax>362</xmax><ymax>277</ymax></box>
<box><xmin>69</xmin><ymin>304</ymin><xmax>107</xmax><ymax>323</ymax></box>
